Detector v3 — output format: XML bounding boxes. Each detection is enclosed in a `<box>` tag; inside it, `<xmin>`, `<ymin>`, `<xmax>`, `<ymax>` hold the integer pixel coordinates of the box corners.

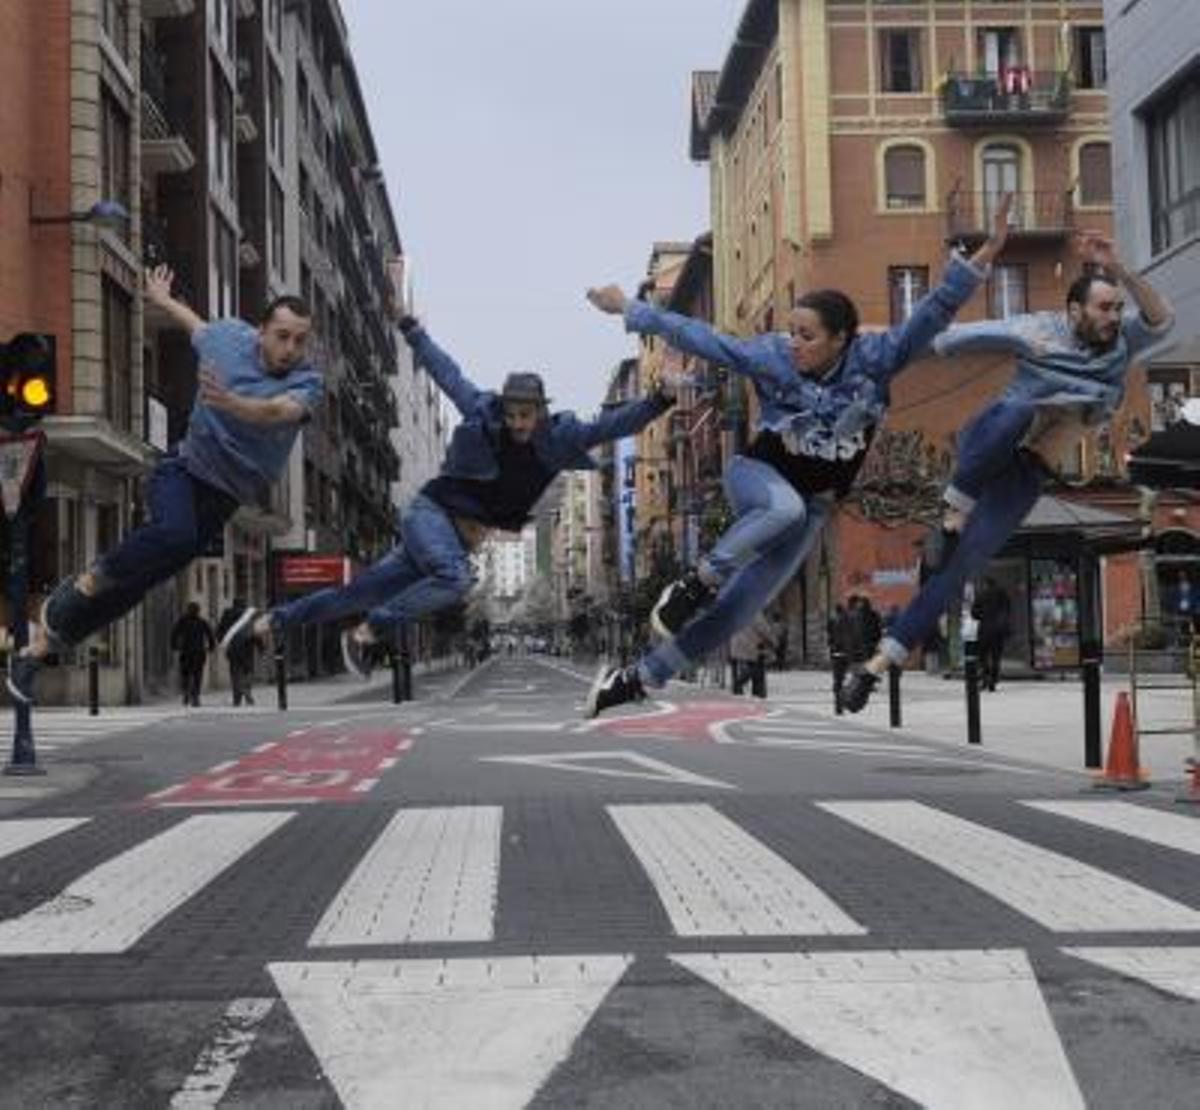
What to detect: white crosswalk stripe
<box><xmin>0</xmin><ymin>816</ymin><xmax>87</xmax><ymax>861</ymax></box>
<box><xmin>0</xmin><ymin>811</ymin><xmax>293</xmax><ymax>954</ymax></box>
<box><xmin>820</xmin><ymin>800</ymin><xmax>1200</xmax><ymax>931</ymax></box>
<box><xmin>1025</xmin><ymin>800</ymin><xmax>1200</xmax><ymax>856</ymax></box>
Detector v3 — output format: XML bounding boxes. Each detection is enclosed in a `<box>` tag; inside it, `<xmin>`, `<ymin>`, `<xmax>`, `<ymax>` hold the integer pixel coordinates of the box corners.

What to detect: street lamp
<box><xmin>29</xmin><ymin>198</ymin><xmax>130</xmax><ymax>232</ymax></box>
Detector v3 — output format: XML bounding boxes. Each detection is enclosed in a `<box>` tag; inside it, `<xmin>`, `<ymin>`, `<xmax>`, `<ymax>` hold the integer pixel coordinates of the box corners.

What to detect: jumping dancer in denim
<box><xmin>582</xmin><ymin>198</ymin><xmax>1013</xmax><ymax>717</ymax></box>
<box><xmin>222</xmin><ymin>314</ymin><xmax>678</xmax><ymax>677</ymax></box>
<box><xmin>840</xmin><ymin>230</ymin><xmax>1174</xmax><ymax>712</ymax></box>
<box><xmin>6</xmin><ymin>266</ymin><xmax>321</xmax><ymax>704</ymax></box>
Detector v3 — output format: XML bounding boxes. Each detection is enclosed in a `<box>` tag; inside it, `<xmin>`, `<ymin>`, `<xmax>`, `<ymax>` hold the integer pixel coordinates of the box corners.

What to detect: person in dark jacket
<box><xmin>827</xmin><ymin>603</ymin><xmax>853</xmax><ymax>707</ymax></box>
<box><xmin>216</xmin><ymin>597</ymin><xmax>256</xmax><ymax>706</ymax></box>
<box><xmin>972</xmin><ymin>576</ymin><xmax>1012</xmax><ymax>691</ymax></box>
<box><xmin>170</xmin><ymin>602</ymin><xmax>215</xmax><ymax>707</ymax></box>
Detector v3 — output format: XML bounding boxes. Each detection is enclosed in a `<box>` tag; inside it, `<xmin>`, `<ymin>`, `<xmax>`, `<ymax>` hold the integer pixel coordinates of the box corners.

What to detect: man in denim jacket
<box><xmin>223</xmin><ymin>316</ymin><xmax>677</xmax><ymax>676</ymax></box>
<box><xmin>841</xmin><ymin>230</ymin><xmax>1174</xmax><ymax>713</ymax></box>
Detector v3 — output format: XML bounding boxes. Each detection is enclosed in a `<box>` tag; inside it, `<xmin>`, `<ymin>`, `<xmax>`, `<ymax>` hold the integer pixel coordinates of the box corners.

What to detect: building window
<box><xmin>102</xmin><ymin>278</ymin><xmax>133</xmax><ymax>432</ymax></box>
<box><xmin>888</xmin><ymin>266</ymin><xmax>929</xmax><ymax>324</ymax></box>
<box><xmin>981</xmin><ymin>142</ymin><xmax>1023</xmax><ymax>222</ymax></box>
<box><xmin>1078</xmin><ymin>141</ymin><xmax>1113</xmax><ymax>206</ymax></box>
<box><xmin>1074</xmin><ymin>28</ymin><xmax>1107</xmax><ymax>90</ymax></box>
<box><xmin>267</xmin><ymin>62</ymin><xmax>284</xmax><ymax>161</ymax></box>
<box><xmin>210</xmin><ymin>60</ymin><xmax>234</xmax><ymax>195</ymax></box>
<box><xmin>269</xmin><ymin>178</ymin><xmax>285</xmax><ymax>276</ymax></box>
<box><xmin>1146</xmin><ymin>70</ymin><xmax>1200</xmax><ymax>255</ymax></box>
<box><xmin>987</xmin><ymin>264</ymin><xmax>1028</xmax><ymax>319</ymax></box>
<box><xmin>977</xmin><ymin>28</ymin><xmax>1022</xmax><ymax>75</ymax></box>
<box><xmin>100</xmin><ymin>0</ymin><xmax>130</xmax><ymax>60</ymax></box>
<box><xmin>297</xmin><ymin>70</ymin><xmax>310</xmax><ymax>135</ymax></box>
<box><xmin>210</xmin><ymin>212</ymin><xmax>236</xmax><ymax>319</ymax></box>
<box><xmin>884</xmin><ymin>144</ymin><xmax>926</xmax><ymax>209</ymax></box>
<box><xmin>267</xmin><ymin>0</ymin><xmax>282</xmax><ymax>44</ymax></box>
<box><xmin>99</xmin><ymin>92</ymin><xmax>131</xmax><ymax>238</ymax></box>
<box><xmin>879</xmin><ymin>30</ymin><xmax>923</xmax><ymax>93</ymax></box>
<box><xmin>211</xmin><ymin>0</ymin><xmax>233</xmax><ymax>56</ymax></box>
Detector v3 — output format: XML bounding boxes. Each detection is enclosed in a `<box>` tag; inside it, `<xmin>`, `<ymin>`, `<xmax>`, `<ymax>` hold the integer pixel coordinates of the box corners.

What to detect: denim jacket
<box><xmin>932</xmin><ymin>306</ymin><xmax>1175</xmax><ymax>416</ymax></box>
<box><xmin>408</xmin><ymin>327</ymin><xmax>673</xmax><ymax>480</ymax></box>
<box><xmin>623</xmin><ymin>255</ymin><xmax>985</xmax><ymax>459</ymax></box>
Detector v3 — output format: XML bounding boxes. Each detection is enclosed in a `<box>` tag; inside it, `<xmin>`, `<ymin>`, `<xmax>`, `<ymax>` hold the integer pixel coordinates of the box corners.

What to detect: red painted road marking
<box><xmin>144</xmin><ymin>729</ymin><xmax>414</xmax><ymax>807</ymax></box>
<box><xmin>591</xmin><ymin>700</ymin><xmax>770</xmax><ymax>742</ymax></box>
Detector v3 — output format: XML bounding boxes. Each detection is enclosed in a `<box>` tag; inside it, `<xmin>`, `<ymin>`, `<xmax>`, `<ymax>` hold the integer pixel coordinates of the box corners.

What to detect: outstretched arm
<box><xmin>397</xmin><ymin>315</ymin><xmax>483</xmax><ymax>416</ymax></box>
<box><xmin>197</xmin><ymin>367</ymin><xmax>310</xmax><ymax>425</ymax></box>
<box><xmin>586</xmin><ymin>285</ymin><xmax>775</xmax><ymax>384</ymax></box>
<box><xmin>146</xmin><ymin>265</ymin><xmax>206</xmax><ymax>336</ymax></box>
<box><xmin>863</xmin><ymin>194</ymin><xmax>1013</xmax><ymax>382</ymax></box>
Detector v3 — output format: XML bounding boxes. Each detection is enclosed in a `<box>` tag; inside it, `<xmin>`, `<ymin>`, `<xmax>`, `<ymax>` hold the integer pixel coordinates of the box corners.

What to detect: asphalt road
<box><xmin>2</xmin><ymin>655</ymin><xmax>1199</xmax><ymax>1109</ymax></box>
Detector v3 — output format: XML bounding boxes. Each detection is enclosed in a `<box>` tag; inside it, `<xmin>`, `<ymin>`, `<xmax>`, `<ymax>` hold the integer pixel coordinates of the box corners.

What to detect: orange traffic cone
<box><xmin>1093</xmin><ymin>691</ymin><xmax>1149</xmax><ymax>791</ymax></box>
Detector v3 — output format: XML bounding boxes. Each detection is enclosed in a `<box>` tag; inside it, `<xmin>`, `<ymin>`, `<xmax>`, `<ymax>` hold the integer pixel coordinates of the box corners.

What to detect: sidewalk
<box><xmin>755</xmin><ymin>667</ymin><xmax>1198</xmax><ymax>786</ymax></box>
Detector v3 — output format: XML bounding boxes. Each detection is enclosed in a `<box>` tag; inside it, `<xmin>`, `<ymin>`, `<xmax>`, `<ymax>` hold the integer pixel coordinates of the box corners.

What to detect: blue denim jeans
<box><xmin>702</xmin><ymin>455</ymin><xmax>806</xmax><ymax>583</ymax></box>
<box><xmin>944</xmin><ymin>397</ymin><xmax>1036</xmax><ymax>512</ymax></box>
<box><xmin>882</xmin><ymin>450</ymin><xmax>1044</xmax><ymax>663</ymax></box>
<box><xmin>639</xmin><ymin>465</ymin><xmax>830</xmax><ymax>687</ymax></box>
<box><xmin>271</xmin><ymin>495</ymin><xmax>474</xmax><ymax>637</ymax></box>
<box><xmin>56</xmin><ymin>456</ymin><xmax>239</xmax><ymax>646</ymax></box>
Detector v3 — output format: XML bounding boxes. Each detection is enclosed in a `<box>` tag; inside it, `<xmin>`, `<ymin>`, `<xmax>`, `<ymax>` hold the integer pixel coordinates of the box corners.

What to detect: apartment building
<box><xmin>1104</xmin><ymin>0</ymin><xmax>1200</xmax><ymax>630</ymax></box>
<box><xmin>688</xmin><ymin>0</ymin><xmax>1147</xmax><ymax>667</ymax></box>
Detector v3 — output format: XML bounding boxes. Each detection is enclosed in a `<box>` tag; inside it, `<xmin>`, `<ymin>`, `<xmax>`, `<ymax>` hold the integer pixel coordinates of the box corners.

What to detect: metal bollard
<box><xmin>390</xmin><ymin>649</ymin><xmax>404</xmax><ymax>704</ymax></box>
<box><xmin>88</xmin><ymin>646</ymin><xmax>100</xmax><ymax>716</ymax></box>
<box><xmin>888</xmin><ymin>664</ymin><xmax>902</xmax><ymax>728</ymax></box>
<box><xmin>964</xmin><ymin>638</ymin><xmax>981</xmax><ymax>745</ymax></box>
<box><xmin>274</xmin><ymin>646</ymin><xmax>287</xmax><ymax>711</ymax></box>
<box><xmin>833</xmin><ymin>652</ymin><xmax>847</xmax><ymax>715</ymax></box>
<box><xmin>751</xmin><ymin>653</ymin><xmax>767</xmax><ymax>698</ymax></box>
<box><xmin>1081</xmin><ymin>639</ymin><xmax>1103</xmax><ymax>769</ymax></box>
<box><xmin>398</xmin><ymin>625</ymin><xmax>413</xmax><ymax>702</ymax></box>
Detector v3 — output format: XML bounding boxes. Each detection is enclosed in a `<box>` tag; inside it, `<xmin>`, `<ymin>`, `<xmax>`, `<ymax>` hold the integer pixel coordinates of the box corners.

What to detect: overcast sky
<box><xmin>341</xmin><ymin>2</ymin><xmax>739</xmax><ymax>415</ymax></box>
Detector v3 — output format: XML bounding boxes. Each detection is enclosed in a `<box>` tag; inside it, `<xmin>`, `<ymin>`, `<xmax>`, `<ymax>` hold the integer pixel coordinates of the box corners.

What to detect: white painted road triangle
<box><xmin>673</xmin><ymin>949</ymin><xmax>1084</xmax><ymax>1109</ymax></box>
<box><xmin>609</xmin><ymin>804</ymin><xmax>865</xmax><ymax>936</ymax></box>
<box><xmin>1062</xmin><ymin>946</ymin><xmax>1200</xmax><ymax>1002</ymax></box>
<box><xmin>309</xmin><ymin>807</ymin><xmax>501</xmax><ymax>946</ymax></box>
<box><xmin>269</xmin><ymin>956</ymin><xmax>632</xmax><ymax>1109</ymax></box>
<box><xmin>479</xmin><ymin>750</ymin><xmax>735</xmax><ymax>790</ymax></box>
<box><xmin>820</xmin><ymin>800</ymin><xmax>1200</xmax><ymax>931</ymax></box>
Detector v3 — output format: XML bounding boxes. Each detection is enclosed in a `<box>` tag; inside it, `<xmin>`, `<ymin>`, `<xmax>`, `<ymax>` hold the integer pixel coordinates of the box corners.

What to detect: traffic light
<box><xmin>0</xmin><ymin>333</ymin><xmax>56</xmax><ymax>419</ymax></box>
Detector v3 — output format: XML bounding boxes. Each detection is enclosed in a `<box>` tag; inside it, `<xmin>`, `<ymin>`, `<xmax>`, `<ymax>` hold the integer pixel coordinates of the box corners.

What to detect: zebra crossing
<box><xmin>4</xmin><ymin>798</ymin><xmax>1200</xmax><ymax>1108</ymax></box>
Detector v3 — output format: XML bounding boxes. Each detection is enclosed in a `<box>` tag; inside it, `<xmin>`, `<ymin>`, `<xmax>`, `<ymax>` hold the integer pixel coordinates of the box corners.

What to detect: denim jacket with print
<box><xmin>622</xmin><ymin>254</ymin><xmax>986</xmax><ymax>460</ymax></box>
<box><xmin>407</xmin><ymin>326</ymin><xmax>673</xmax><ymax>481</ymax></box>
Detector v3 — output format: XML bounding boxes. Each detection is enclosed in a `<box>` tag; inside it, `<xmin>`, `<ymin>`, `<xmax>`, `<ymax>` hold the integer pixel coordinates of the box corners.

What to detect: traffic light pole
<box><xmin>4</xmin><ymin>448</ymin><xmax>46</xmax><ymax>776</ymax></box>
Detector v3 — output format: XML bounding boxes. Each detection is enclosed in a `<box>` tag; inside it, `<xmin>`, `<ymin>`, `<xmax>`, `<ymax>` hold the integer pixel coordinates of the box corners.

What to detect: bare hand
<box><xmin>197</xmin><ymin>365</ymin><xmax>241</xmax><ymax>415</ymax></box>
<box><xmin>586</xmin><ymin>285</ymin><xmax>628</xmax><ymax>315</ymax></box>
<box><xmin>1075</xmin><ymin>230</ymin><xmax>1121</xmax><ymax>271</ymax></box>
<box><xmin>145</xmin><ymin>264</ymin><xmax>175</xmax><ymax>307</ymax></box>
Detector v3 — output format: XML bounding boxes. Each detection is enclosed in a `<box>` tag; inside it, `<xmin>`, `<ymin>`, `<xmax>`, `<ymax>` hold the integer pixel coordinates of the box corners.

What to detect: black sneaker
<box><xmin>341</xmin><ymin>629</ymin><xmax>377</xmax><ymax>680</ymax></box>
<box><xmin>839</xmin><ymin>668</ymin><xmax>879</xmax><ymax>714</ymax></box>
<box><xmin>585</xmin><ymin>663</ymin><xmax>646</xmax><ymax>718</ymax></box>
<box><xmin>5</xmin><ymin>652</ymin><xmax>39</xmax><ymax>706</ymax></box>
<box><xmin>650</xmin><ymin>571</ymin><xmax>716</xmax><ymax>638</ymax></box>
<box><xmin>220</xmin><ymin>607</ymin><xmax>259</xmax><ymax>656</ymax></box>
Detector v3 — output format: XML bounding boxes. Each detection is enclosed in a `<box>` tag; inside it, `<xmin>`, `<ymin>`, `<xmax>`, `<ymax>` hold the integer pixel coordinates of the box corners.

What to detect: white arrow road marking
<box><xmin>1062</xmin><ymin>947</ymin><xmax>1200</xmax><ymax>1002</ymax></box>
<box><xmin>479</xmin><ymin>750</ymin><xmax>735</xmax><ymax>790</ymax></box>
<box><xmin>168</xmin><ymin>998</ymin><xmax>275</xmax><ymax>1109</ymax></box>
<box><xmin>1026</xmin><ymin>800</ymin><xmax>1200</xmax><ymax>855</ymax></box>
<box><xmin>673</xmin><ymin>949</ymin><xmax>1084</xmax><ymax>1110</ymax></box>
<box><xmin>310</xmin><ymin>807</ymin><xmax>501</xmax><ymax>946</ymax></box>
<box><xmin>0</xmin><ymin>812</ymin><xmax>294</xmax><ymax>954</ymax></box>
<box><xmin>820</xmin><ymin>801</ymin><xmax>1200</xmax><ymax>932</ymax></box>
<box><xmin>609</xmin><ymin>804</ymin><xmax>865</xmax><ymax>937</ymax></box>
<box><xmin>269</xmin><ymin>956</ymin><xmax>632</xmax><ymax>1110</ymax></box>
<box><xmin>0</xmin><ymin>817</ymin><xmax>87</xmax><ymax>861</ymax></box>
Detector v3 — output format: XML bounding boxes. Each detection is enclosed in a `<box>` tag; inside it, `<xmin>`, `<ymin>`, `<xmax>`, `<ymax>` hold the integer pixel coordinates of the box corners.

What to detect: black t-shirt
<box><xmin>422</xmin><ymin>432</ymin><xmax>556</xmax><ymax>532</ymax></box>
<box><xmin>743</xmin><ymin>424</ymin><xmax>876</xmax><ymax>500</ymax></box>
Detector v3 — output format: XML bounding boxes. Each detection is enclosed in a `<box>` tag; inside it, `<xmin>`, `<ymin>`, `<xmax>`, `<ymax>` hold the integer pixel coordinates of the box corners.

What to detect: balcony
<box><xmin>945</xmin><ymin>190</ymin><xmax>1074</xmax><ymax>244</ymax></box>
<box><xmin>142</xmin><ymin>0</ymin><xmax>194</xmax><ymax>17</ymax></box>
<box><xmin>941</xmin><ymin>71</ymin><xmax>1070</xmax><ymax>127</ymax></box>
<box><xmin>140</xmin><ymin>49</ymin><xmax>195</xmax><ymax>176</ymax></box>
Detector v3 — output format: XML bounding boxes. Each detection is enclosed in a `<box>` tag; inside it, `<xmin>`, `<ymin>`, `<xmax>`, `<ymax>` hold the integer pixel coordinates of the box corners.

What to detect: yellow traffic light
<box><xmin>20</xmin><ymin>375</ymin><xmax>51</xmax><ymax>410</ymax></box>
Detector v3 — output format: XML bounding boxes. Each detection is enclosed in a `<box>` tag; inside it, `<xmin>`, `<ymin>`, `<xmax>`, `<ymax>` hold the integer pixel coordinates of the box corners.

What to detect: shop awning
<box><xmin>1013</xmin><ymin>495</ymin><xmax>1147</xmax><ymax>554</ymax></box>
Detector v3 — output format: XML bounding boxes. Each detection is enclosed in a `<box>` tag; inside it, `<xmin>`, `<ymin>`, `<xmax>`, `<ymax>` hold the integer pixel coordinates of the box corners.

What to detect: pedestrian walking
<box><xmin>7</xmin><ymin>266</ymin><xmax>321</xmax><ymax>704</ymax></box>
<box><xmin>841</xmin><ymin>231</ymin><xmax>1174</xmax><ymax>712</ymax></box>
<box><xmin>730</xmin><ymin>615</ymin><xmax>774</xmax><ymax>695</ymax></box>
<box><xmin>971</xmin><ymin>577</ymin><xmax>1012</xmax><ymax>691</ymax></box>
<box><xmin>217</xmin><ymin>597</ymin><xmax>257</xmax><ymax>706</ymax></box>
<box><xmin>170</xmin><ymin>602</ymin><xmax>215</xmax><ymax>708</ymax></box>
<box><xmin>584</xmin><ymin>197</ymin><xmax>1012</xmax><ymax>717</ymax></box>
<box><xmin>827</xmin><ymin>603</ymin><xmax>853</xmax><ymax>705</ymax></box>
<box><xmin>223</xmin><ymin>302</ymin><xmax>680</xmax><ymax>678</ymax></box>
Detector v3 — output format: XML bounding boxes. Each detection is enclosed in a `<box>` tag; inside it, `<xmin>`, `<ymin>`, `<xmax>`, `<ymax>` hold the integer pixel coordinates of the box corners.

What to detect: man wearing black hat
<box><xmin>223</xmin><ymin>316</ymin><xmax>677</xmax><ymax>677</ymax></box>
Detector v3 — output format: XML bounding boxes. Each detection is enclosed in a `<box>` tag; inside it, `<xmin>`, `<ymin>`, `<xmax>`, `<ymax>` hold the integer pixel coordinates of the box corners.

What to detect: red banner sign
<box><xmin>277</xmin><ymin>555</ymin><xmax>349</xmax><ymax>588</ymax></box>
